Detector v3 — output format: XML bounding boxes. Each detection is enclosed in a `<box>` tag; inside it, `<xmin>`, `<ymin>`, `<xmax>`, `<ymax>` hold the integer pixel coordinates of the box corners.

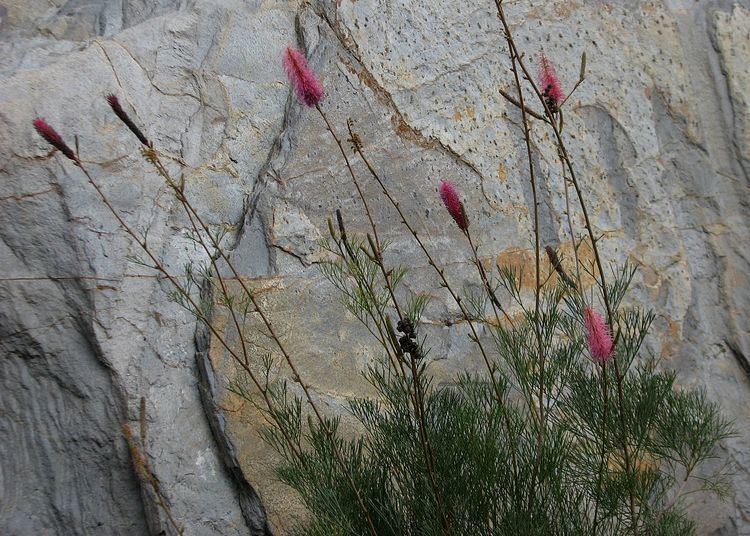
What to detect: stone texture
<box><xmin>218</xmin><ymin>1</ymin><xmax>750</xmax><ymax>533</ymax></box>
<box><xmin>0</xmin><ymin>0</ymin><xmax>299</xmax><ymax>534</ymax></box>
<box><xmin>0</xmin><ymin>0</ymin><xmax>748</xmax><ymax>535</ymax></box>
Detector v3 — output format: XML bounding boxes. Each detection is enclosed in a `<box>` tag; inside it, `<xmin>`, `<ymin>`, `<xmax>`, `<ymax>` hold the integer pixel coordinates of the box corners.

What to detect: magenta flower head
<box><xmin>583</xmin><ymin>307</ymin><xmax>614</xmax><ymax>363</ymax></box>
<box><xmin>538</xmin><ymin>54</ymin><xmax>565</xmax><ymax>112</ymax></box>
<box><xmin>105</xmin><ymin>94</ymin><xmax>151</xmax><ymax>148</ymax></box>
<box><xmin>33</xmin><ymin>118</ymin><xmax>79</xmax><ymax>164</ymax></box>
<box><xmin>439</xmin><ymin>180</ymin><xmax>469</xmax><ymax>231</ymax></box>
<box><xmin>283</xmin><ymin>45</ymin><xmax>324</xmax><ymax>107</ymax></box>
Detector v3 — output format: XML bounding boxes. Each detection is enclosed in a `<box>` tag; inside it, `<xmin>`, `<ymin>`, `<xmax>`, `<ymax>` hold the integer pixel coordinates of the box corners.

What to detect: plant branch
<box><xmin>498</xmin><ymin>88</ymin><xmax>547</xmax><ymax>122</ymax></box>
<box><xmin>493</xmin><ymin>2</ymin><xmax>636</xmax><ymax>523</ymax></box>
<box><xmin>347</xmin><ymin>121</ymin><xmax>503</xmax><ymax>406</ymax></box>
<box><xmin>320</xmin><ymin>108</ymin><xmax>450</xmax><ymax>533</ymax></box>
<box><xmin>495</xmin><ymin>1</ymin><xmax>546</xmax><ymax>511</ymax></box>
<box><xmin>77</xmin><ymin>151</ymin><xmax>377</xmax><ymax>536</ymax></box>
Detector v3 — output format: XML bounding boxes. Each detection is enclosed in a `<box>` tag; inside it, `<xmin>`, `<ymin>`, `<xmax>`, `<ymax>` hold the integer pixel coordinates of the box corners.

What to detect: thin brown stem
<box><xmin>139</xmin><ymin>396</ymin><xmax>148</xmax><ymax>446</ymax></box>
<box><xmin>465</xmin><ymin>229</ymin><xmax>515</xmax><ymax>329</ymax></box>
<box><xmin>320</xmin><ymin>108</ymin><xmax>450</xmax><ymax>532</ymax></box>
<box><xmin>464</xmin><ymin>228</ymin><xmax>521</xmax><ymax>483</ymax></box>
<box><xmin>332</xmin><ymin>223</ymin><xmax>409</xmax><ymax>382</ymax></box>
<box><xmin>316</xmin><ymin>106</ymin><xmax>387</xmax><ymax>295</ymax></box>
<box><xmin>174</xmin><ymin>196</ymin><xmax>378</xmax><ymax>536</ymax></box>
<box><xmin>382</xmin><ymin>314</ymin><xmax>451</xmax><ymax>534</ymax></box>
<box><xmin>79</xmin><ymin>163</ymin><xmax>306</xmax><ymax>462</ymax></box>
<box><xmin>408</xmin><ymin>341</ymin><xmax>451</xmax><ymax>534</ymax></box>
<box><xmin>338</xmin><ymin>236</ymin><xmax>404</xmax><ymax>374</ymax></box>
<box><xmin>316</xmin><ymin>107</ymin><xmax>410</xmax><ymax>379</ymax></box>
<box><xmin>559</xmin><ymin>78</ymin><xmax>584</xmax><ymax>109</ymax></box>
<box><xmin>495</xmin><ymin>2</ymin><xmax>546</xmax><ymax>511</ymax></box>
<box><xmin>560</xmin><ymin>159</ymin><xmax>583</xmax><ymax>288</ymax></box>
<box><xmin>546</xmin><ymin>81</ymin><xmax>638</xmax><ymax>531</ymax></box>
<box><xmin>498</xmin><ymin>88</ymin><xmax>548</xmax><ymax>122</ymax></box>
<box><xmin>658</xmin><ymin>467</ymin><xmax>695</xmax><ymax>518</ymax></box>
<box><xmin>493</xmin><ymin>2</ymin><xmax>636</xmax><ymax>523</ymax></box>
<box><xmin>77</xmin><ymin>158</ymin><xmax>376</xmax><ymax>535</ymax></box>
<box><xmin>347</xmin><ymin>121</ymin><xmax>503</xmax><ymax>405</ymax></box>
<box><xmin>317</xmin><ymin>111</ymin><xmax>412</xmax><ymax>374</ymax></box>
<box><xmin>592</xmin><ymin>363</ymin><xmax>610</xmax><ymax>535</ymax></box>
<box><xmin>181</xmin><ymin>196</ymin><xmax>251</xmax><ymax>368</ymax></box>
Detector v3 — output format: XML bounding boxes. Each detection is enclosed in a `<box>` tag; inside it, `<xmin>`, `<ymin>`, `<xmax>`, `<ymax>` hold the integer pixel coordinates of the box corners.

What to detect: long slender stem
<box><xmin>77</xmin><ymin>164</ymin><xmax>308</xmax><ymax>464</ymax></box>
<box><xmin>317</xmin><ymin>112</ymin><xmax>412</xmax><ymax>366</ymax></box>
<box><xmin>493</xmin><ymin>2</ymin><xmax>637</xmax><ymax>524</ymax></box>
<box><xmin>562</xmin><ymin>152</ymin><xmax>609</xmax><ymax>533</ymax></box>
<box><xmin>494</xmin><ymin>1</ymin><xmax>546</xmax><ymax>511</ymax></box>
<box><xmin>182</xmin><ymin>197</ymin><xmax>251</xmax><ymax>367</ymax></box>
<box><xmin>549</xmin><ymin>144</ymin><xmax>634</xmax><ymax>527</ymax></box>
<box><xmin>332</xmin><ymin>224</ymin><xmax>407</xmax><ymax>380</ymax></box>
<box><xmin>465</xmin><ymin>229</ymin><xmax>515</xmax><ymax>329</ymax></box>
<box><xmin>463</xmin><ymin>228</ymin><xmax>520</xmax><ymax>483</ymax></box>
<box><xmin>560</xmin><ymin>159</ymin><xmax>583</xmax><ymax>287</ymax></box>
<box><xmin>316</xmin><ymin>107</ymin><xmax>409</xmax><ymax>374</ymax></box>
<box><xmin>592</xmin><ymin>364</ymin><xmax>610</xmax><ymax>534</ymax></box>
<box><xmin>544</xmin><ymin>75</ymin><xmax>638</xmax><ymax>531</ymax></box>
<box><xmin>347</xmin><ymin>122</ymin><xmax>503</xmax><ymax>405</ymax></box>
<box><xmin>78</xmin><ymin>153</ymin><xmax>378</xmax><ymax>536</ymax></box>
<box><xmin>176</xmin><ymin>197</ymin><xmax>377</xmax><ymax>536</ymax></box>
<box><xmin>316</xmin><ymin>106</ymin><xmax>392</xmax><ymax>310</ymax></box>
<box><xmin>318</xmin><ymin>107</ymin><xmax>450</xmax><ymax>532</ymax></box>
<box><xmin>407</xmin><ymin>341</ymin><xmax>450</xmax><ymax>534</ymax></box>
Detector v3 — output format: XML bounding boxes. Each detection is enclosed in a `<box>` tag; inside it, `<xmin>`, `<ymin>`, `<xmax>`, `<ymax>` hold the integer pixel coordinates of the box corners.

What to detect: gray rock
<box><xmin>1</xmin><ymin>0</ymin><xmax>297</xmax><ymax>534</ymax></box>
<box><xmin>0</xmin><ymin>0</ymin><xmax>748</xmax><ymax>535</ymax></box>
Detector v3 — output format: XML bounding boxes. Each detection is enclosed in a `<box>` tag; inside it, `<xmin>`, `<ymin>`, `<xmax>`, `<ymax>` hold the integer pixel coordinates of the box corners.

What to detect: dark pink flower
<box><xmin>439</xmin><ymin>180</ymin><xmax>469</xmax><ymax>231</ymax></box>
<box><xmin>33</xmin><ymin>118</ymin><xmax>78</xmax><ymax>163</ymax></box>
<box><xmin>583</xmin><ymin>307</ymin><xmax>614</xmax><ymax>363</ymax></box>
<box><xmin>283</xmin><ymin>45</ymin><xmax>324</xmax><ymax>107</ymax></box>
<box><xmin>538</xmin><ymin>54</ymin><xmax>565</xmax><ymax>111</ymax></box>
<box><xmin>106</xmin><ymin>94</ymin><xmax>150</xmax><ymax>147</ymax></box>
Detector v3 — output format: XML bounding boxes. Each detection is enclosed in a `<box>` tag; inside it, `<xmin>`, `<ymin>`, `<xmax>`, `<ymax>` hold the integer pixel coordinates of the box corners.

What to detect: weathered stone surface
<box><xmin>218</xmin><ymin>1</ymin><xmax>750</xmax><ymax>533</ymax></box>
<box><xmin>0</xmin><ymin>0</ymin><xmax>748</xmax><ymax>535</ymax></box>
<box><xmin>1</xmin><ymin>0</ymin><xmax>298</xmax><ymax>534</ymax></box>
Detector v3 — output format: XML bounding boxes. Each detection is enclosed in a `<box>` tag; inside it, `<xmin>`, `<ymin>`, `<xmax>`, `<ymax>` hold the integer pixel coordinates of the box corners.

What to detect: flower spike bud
<box><xmin>578</xmin><ymin>50</ymin><xmax>587</xmax><ymax>82</ymax></box>
<box><xmin>327</xmin><ymin>217</ymin><xmax>337</xmax><ymax>242</ymax></box>
<box><xmin>583</xmin><ymin>307</ymin><xmax>614</xmax><ymax>363</ymax></box>
<box><xmin>336</xmin><ymin>209</ymin><xmax>347</xmax><ymax>243</ymax></box>
<box><xmin>283</xmin><ymin>45</ymin><xmax>324</xmax><ymax>107</ymax></box>
<box><xmin>545</xmin><ymin>245</ymin><xmax>575</xmax><ymax>289</ymax></box>
<box><xmin>538</xmin><ymin>54</ymin><xmax>565</xmax><ymax>113</ymax></box>
<box><xmin>33</xmin><ymin>118</ymin><xmax>79</xmax><ymax>164</ymax></box>
<box><xmin>439</xmin><ymin>180</ymin><xmax>469</xmax><ymax>231</ymax></box>
<box><xmin>105</xmin><ymin>95</ymin><xmax>151</xmax><ymax>148</ymax></box>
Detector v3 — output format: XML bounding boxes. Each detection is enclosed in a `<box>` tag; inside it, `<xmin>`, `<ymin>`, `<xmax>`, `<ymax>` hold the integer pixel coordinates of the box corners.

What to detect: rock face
<box><xmin>0</xmin><ymin>0</ymin><xmax>748</xmax><ymax>535</ymax></box>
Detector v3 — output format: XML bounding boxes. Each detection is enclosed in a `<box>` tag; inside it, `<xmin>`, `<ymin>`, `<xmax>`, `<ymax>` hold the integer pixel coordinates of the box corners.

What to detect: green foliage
<box><xmin>31</xmin><ymin>5</ymin><xmax>735</xmax><ymax>534</ymax></box>
<box><xmin>123</xmin><ymin>11</ymin><xmax>731</xmax><ymax>534</ymax></box>
<box><xmin>230</xmin><ymin>225</ymin><xmax>733</xmax><ymax>536</ymax></box>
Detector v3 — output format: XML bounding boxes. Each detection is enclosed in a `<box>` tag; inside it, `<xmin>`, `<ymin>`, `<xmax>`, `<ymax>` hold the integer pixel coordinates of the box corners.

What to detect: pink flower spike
<box><xmin>583</xmin><ymin>307</ymin><xmax>614</xmax><ymax>364</ymax></box>
<box><xmin>538</xmin><ymin>54</ymin><xmax>565</xmax><ymax>111</ymax></box>
<box><xmin>283</xmin><ymin>45</ymin><xmax>324</xmax><ymax>107</ymax></box>
<box><xmin>439</xmin><ymin>180</ymin><xmax>469</xmax><ymax>231</ymax></box>
<box><xmin>33</xmin><ymin>118</ymin><xmax>78</xmax><ymax>164</ymax></box>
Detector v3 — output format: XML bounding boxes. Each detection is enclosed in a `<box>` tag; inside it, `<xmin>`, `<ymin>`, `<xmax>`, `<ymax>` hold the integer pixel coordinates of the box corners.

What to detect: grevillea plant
<box><xmin>33</xmin><ymin>6</ymin><xmax>733</xmax><ymax>536</ymax></box>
